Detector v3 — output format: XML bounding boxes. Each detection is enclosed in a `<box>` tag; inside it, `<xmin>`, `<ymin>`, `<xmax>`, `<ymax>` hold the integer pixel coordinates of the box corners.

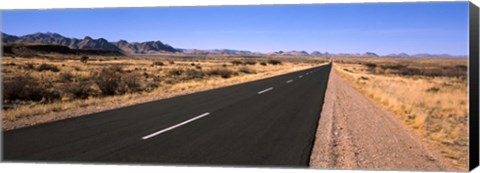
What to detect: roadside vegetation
<box><xmin>2</xmin><ymin>55</ymin><xmax>327</xmax><ymax>129</ymax></box>
<box><xmin>334</xmin><ymin>57</ymin><xmax>468</xmax><ymax>170</ymax></box>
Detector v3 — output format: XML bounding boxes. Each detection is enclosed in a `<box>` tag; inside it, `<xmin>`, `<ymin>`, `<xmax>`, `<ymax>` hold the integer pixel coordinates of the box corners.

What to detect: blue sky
<box><xmin>1</xmin><ymin>2</ymin><xmax>469</xmax><ymax>55</ymax></box>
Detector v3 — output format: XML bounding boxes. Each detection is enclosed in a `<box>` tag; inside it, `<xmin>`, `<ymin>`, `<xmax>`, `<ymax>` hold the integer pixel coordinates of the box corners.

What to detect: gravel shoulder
<box><xmin>309</xmin><ymin>70</ymin><xmax>456</xmax><ymax>171</ymax></box>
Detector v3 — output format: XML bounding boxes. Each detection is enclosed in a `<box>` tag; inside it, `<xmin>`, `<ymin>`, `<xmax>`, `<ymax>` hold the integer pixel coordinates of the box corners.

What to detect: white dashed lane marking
<box><xmin>258</xmin><ymin>87</ymin><xmax>274</xmax><ymax>94</ymax></box>
<box><xmin>142</xmin><ymin>112</ymin><xmax>210</xmax><ymax>140</ymax></box>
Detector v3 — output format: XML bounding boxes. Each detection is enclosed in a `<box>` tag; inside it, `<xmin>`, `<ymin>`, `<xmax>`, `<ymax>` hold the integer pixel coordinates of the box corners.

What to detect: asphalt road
<box><xmin>3</xmin><ymin>63</ymin><xmax>332</xmax><ymax>167</ymax></box>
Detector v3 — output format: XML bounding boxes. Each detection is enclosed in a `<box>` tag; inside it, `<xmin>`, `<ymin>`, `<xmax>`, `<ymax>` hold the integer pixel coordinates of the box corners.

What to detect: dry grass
<box><xmin>2</xmin><ymin>55</ymin><xmax>327</xmax><ymax>129</ymax></box>
<box><xmin>334</xmin><ymin>57</ymin><xmax>468</xmax><ymax>170</ymax></box>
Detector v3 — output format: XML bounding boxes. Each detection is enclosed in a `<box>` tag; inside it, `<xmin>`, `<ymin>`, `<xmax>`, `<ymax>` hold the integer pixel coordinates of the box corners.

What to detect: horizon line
<box><xmin>1</xmin><ymin>31</ymin><xmax>469</xmax><ymax>57</ymax></box>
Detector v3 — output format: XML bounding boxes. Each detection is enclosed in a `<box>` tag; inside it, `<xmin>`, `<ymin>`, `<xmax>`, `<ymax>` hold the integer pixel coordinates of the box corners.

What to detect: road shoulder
<box><xmin>309</xmin><ymin>70</ymin><xmax>456</xmax><ymax>171</ymax></box>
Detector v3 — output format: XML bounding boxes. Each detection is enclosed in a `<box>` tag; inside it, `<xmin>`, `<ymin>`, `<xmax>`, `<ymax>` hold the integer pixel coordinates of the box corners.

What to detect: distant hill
<box><xmin>179</xmin><ymin>49</ymin><xmax>259</xmax><ymax>56</ymax></box>
<box><xmin>267</xmin><ymin>50</ymin><xmax>310</xmax><ymax>56</ymax></box>
<box><xmin>2</xmin><ymin>32</ymin><xmax>178</xmax><ymax>55</ymax></box>
<box><xmin>363</xmin><ymin>52</ymin><xmax>379</xmax><ymax>57</ymax></box>
<box><xmin>310</xmin><ymin>51</ymin><xmax>329</xmax><ymax>56</ymax></box>
<box><xmin>410</xmin><ymin>53</ymin><xmax>461</xmax><ymax>58</ymax></box>
<box><xmin>2</xmin><ymin>32</ymin><xmax>121</xmax><ymax>52</ymax></box>
<box><xmin>3</xmin><ymin>43</ymin><xmax>124</xmax><ymax>57</ymax></box>
<box><xmin>283</xmin><ymin>51</ymin><xmax>310</xmax><ymax>56</ymax></box>
<box><xmin>386</xmin><ymin>53</ymin><xmax>410</xmax><ymax>57</ymax></box>
<box><xmin>113</xmin><ymin>40</ymin><xmax>177</xmax><ymax>54</ymax></box>
<box><xmin>385</xmin><ymin>53</ymin><xmax>465</xmax><ymax>58</ymax></box>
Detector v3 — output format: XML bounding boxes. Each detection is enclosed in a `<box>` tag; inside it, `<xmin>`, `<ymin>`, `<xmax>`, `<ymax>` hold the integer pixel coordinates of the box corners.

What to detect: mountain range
<box><xmin>2</xmin><ymin>32</ymin><xmax>178</xmax><ymax>54</ymax></box>
<box><xmin>179</xmin><ymin>48</ymin><xmax>259</xmax><ymax>55</ymax></box>
<box><xmin>1</xmin><ymin>32</ymin><xmax>465</xmax><ymax>58</ymax></box>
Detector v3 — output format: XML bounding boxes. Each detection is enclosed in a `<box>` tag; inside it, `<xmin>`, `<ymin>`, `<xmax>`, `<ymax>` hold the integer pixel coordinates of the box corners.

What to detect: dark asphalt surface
<box><xmin>3</xmin><ymin>63</ymin><xmax>332</xmax><ymax>167</ymax></box>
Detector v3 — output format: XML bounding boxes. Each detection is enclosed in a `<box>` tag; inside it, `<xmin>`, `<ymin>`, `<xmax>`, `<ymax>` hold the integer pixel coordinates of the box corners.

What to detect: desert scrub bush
<box><xmin>267</xmin><ymin>60</ymin><xmax>282</xmax><ymax>65</ymax></box>
<box><xmin>37</xmin><ymin>63</ymin><xmax>60</xmax><ymax>72</ymax></box>
<box><xmin>359</xmin><ymin>76</ymin><xmax>369</xmax><ymax>80</ymax></box>
<box><xmin>207</xmin><ymin>68</ymin><xmax>237</xmax><ymax>79</ymax></box>
<box><xmin>94</xmin><ymin>67</ymin><xmax>124</xmax><ymax>96</ymax></box>
<box><xmin>123</xmin><ymin>73</ymin><xmax>143</xmax><ymax>92</ymax></box>
<box><xmin>426</xmin><ymin>87</ymin><xmax>440</xmax><ymax>93</ymax></box>
<box><xmin>364</xmin><ymin>63</ymin><xmax>377</xmax><ymax>68</ymax></box>
<box><xmin>380</xmin><ymin>64</ymin><xmax>407</xmax><ymax>70</ymax></box>
<box><xmin>343</xmin><ymin>68</ymin><xmax>353</xmax><ymax>73</ymax></box>
<box><xmin>169</xmin><ymin>60</ymin><xmax>175</xmax><ymax>64</ymax></box>
<box><xmin>4</xmin><ymin>62</ymin><xmax>16</xmax><ymax>66</ymax></box>
<box><xmin>152</xmin><ymin>61</ymin><xmax>165</xmax><ymax>66</ymax></box>
<box><xmin>184</xmin><ymin>69</ymin><xmax>205</xmax><ymax>80</ymax></box>
<box><xmin>144</xmin><ymin>82</ymin><xmax>160</xmax><ymax>92</ymax></box>
<box><xmin>92</xmin><ymin>70</ymin><xmax>144</xmax><ymax>95</ymax></box>
<box><xmin>3</xmin><ymin>75</ymin><xmax>60</xmax><ymax>103</ymax></box>
<box><xmin>60</xmin><ymin>72</ymin><xmax>74</xmax><ymax>82</ymax></box>
<box><xmin>24</xmin><ymin>63</ymin><xmax>35</xmax><ymax>70</ymax></box>
<box><xmin>65</xmin><ymin>81</ymin><xmax>99</xmax><ymax>99</ymax></box>
<box><xmin>168</xmin><ymin>68</ymin><xmax>184</xmax><ymax>76</ymax></box>
<box><xmin>454</xmin><ymin>65</ymin><xmax>467</xmax><ymax>70</ymax></box>
<box><xmin>3</xmin><ymin>75</ymin><xmax>39</xmax><ymax>102</ymax></box>
<box><xmin>81</xmin><ymin>56</ymin><xmax>89</xmax><ymax>64</ymax></box>
<box><xmin>238</xmin><ymin>67</ymin><xmax>256</xmax><ymax>74</ymax></box>
<box><xmin>231</xmin><ymin>60</ymin><xmax>243</xmax><ymax>66</ymax></box>
<box><xmin>73</xmin><ymin>66</ymin><xmax>82</xmax><ymax>71</ymax></box>
<box><xmin>143</xmin><ymin>72</ymin><xmax>150</xmax><ymax>78</ymax></box>
<box><xmin>398</xmin><ymin>67</ymin><xmax>423</xmax><ymax>76</ymax></box>
<box><xmin>110</xmin><ymin>65</ymin><xmax>124</xmax><ymax>73</ymax></box>
<box><xmin>260</xmin><ymin>62</ymin><xmax>267</xmax><ymax>66</ymax></box>
<box><xmin>372</xmin><ymin>63</ymin><xmax>467</xmax><ymax>78</ymax></box>
<box><xmin>244</xmin><ymin>61</ymin><xmax>257</xmax><ymax>65</ymax></box>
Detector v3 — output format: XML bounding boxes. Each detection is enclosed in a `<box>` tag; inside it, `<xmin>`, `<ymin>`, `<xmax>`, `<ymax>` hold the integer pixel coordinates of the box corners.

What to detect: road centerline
<box><xmin>142</xmin><ymin>112</ymin><xmax>210</xmax><ymax>140</ymax></box>
<box><xmin>257</xmin><ymin>87</ymin><xmax>274</xmax><ymax>94</ymax></box>
<box><xmin>286</xmin><ymin>79</ymin><xmax>294</xmax><ymax>84</ymax></box>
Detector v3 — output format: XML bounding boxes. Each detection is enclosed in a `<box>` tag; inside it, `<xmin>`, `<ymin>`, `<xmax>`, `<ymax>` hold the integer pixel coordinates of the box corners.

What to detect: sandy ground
<box><xmin>309</xmin><ymin>70</ymin><xmax>456</xmax><ymax>171</ymax></box>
